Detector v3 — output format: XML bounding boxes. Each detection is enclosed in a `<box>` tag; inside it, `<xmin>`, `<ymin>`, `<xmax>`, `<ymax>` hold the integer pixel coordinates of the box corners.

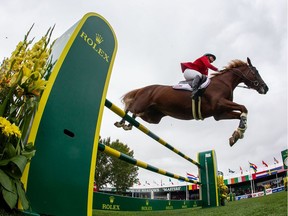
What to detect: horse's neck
<box><xmin>214</xmin><ymin>68</ymin><xmax>244</xmax><ymax>90</ymax></box>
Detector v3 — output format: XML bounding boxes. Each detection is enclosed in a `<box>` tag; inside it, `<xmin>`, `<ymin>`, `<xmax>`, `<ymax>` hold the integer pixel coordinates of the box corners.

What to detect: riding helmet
<box><xmin>204</xmin><ymin>53</ymin><xmax>216</xmax><ymax>61</ymax></box>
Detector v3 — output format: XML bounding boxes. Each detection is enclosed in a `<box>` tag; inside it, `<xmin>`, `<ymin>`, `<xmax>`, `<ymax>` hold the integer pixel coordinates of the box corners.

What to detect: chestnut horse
<box><xmin>115</xmin><ymin>58</ymin><xmax>269</xmax><ymax>146</ymax></box>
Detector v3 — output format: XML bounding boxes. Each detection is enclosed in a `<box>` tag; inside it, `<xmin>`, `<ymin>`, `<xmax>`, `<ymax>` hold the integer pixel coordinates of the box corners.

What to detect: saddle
<box><xmin>172</xmin><ymin>76</ymin><xmax>210</xmax><ymax>93</ymax></box>
<box><xmin>172</xmin><ymin>77</ymin><xmax>210</xmax><ymax>120</ymax></box>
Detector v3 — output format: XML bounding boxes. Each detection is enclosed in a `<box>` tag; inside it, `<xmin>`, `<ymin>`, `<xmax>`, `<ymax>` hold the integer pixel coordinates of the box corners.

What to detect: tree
<box><xmin>94</xmin><ymin>138</ymin><xmax>139</xmax><ymax>194</ymax></box>
<box><xmin>94</xmin><ymin>137</ymin><xmax>112</xmax><ymax>190</ymax></box>
<box><xmin>109</xmin><ymin>139</ymin><xmax>139</xmax><ymax>194</ymax></box>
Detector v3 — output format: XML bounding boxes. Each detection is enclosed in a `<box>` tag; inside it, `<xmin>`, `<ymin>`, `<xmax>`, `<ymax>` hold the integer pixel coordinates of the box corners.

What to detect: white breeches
<box><xmin>183</xmin><ymin>69</ymin><xmax>203</xmax><ymax>81</ymax></box>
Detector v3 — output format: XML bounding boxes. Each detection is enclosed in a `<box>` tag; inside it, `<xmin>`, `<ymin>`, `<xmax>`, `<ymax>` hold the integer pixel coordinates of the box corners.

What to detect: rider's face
<box><xmin>209</xmin><ymin>56</ymin><xmax>215</xmax><ymax>63</ymax></box>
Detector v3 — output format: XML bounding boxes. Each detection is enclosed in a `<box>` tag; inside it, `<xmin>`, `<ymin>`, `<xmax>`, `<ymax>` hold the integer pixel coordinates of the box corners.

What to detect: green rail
<box><xmin>98</xmin><ymin>142</ymin><xmax>201</xmax><ymax>184</ymax></box>
<box><xmin>105</xmin><ymin>99</ymin><xmax>201</xmax><ymax>168</ymax></box>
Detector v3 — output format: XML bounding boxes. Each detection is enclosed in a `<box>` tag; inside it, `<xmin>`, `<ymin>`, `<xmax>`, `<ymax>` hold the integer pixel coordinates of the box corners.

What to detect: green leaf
<box><xmin>0</xmin><ymin>169</ymin><xmax>14</xmax><ymax>192</ymax></box>
<box><xmin>21</xmin><ymin>150</ymin><xmax>36</xmax><ymax>160</ymax></box>
<box><xmin>0</xmin><ymin>158</ymin><xmax>10</xmax><ymax>166</ymax></box>
<box><xmin>3</xmin><ymin>143</ymin><xmax>16</xmax><ymax>158</ymax></box>
<box><xmin>21</xmin><ymin>142</ymin><xmax>36</xmax><ymax>160</ymax></box>
<box><xmin>15</xmin><ymin>180</ymin><xmax>29</xmax><ymax>210</ymax></box>
<box><xmin>2</xmin><ymin>186</ymin><xmax>18</xmax><ymax>209</ymax></box>
<box><xmin>10</xmin><ymin>155</ymin><xmax>27</xmax><ymax>173</ymax></box>
<box><xmin>2</xmin><ymin>155</ymin><xmax>28</xmax><ymax>179</ymax></box>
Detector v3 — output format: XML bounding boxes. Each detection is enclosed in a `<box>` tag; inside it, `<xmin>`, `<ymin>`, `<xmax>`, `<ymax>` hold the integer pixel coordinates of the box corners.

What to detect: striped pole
<box><xmin>98</xmin><ymin>143</ymin><xmax>201</xmax><ymax>185</ymax></box>
<box><xmin>105</xmin><ymin>99</ymin><xmax>201</xmax><ymax>168</ymax></box>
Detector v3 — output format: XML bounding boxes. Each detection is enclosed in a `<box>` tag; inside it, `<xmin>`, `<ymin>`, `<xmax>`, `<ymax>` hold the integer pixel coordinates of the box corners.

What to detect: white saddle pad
<box><xmin>172</xmin><ymin>78</ymin><xmax>211</xmax><ymax>91</ymax></box>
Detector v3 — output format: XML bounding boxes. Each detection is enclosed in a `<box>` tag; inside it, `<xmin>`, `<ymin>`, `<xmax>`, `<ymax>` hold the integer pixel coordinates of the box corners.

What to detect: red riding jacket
<box><xmin>181</xmin><ymin>55</ymin><xmax>218</xmax><ymax>76</ymax></box>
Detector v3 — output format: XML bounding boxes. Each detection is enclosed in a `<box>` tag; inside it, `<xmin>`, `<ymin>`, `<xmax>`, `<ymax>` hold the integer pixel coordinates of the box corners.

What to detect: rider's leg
<box><xmin>190</xmin><ymin>75</ymin><xmax>202</xmax><ymax>98</ymax></box>
<box><xmin>183</xmin><ymin>69</ymin><xmax>203</xmax><ymax>98</ymax></box>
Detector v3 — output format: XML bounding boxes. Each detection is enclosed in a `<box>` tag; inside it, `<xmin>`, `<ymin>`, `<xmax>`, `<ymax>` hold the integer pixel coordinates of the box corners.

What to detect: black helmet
<box><xmin>204</xmin><ymin>53</ymin><xmax>216</xmax><ymax>61</ymax></box>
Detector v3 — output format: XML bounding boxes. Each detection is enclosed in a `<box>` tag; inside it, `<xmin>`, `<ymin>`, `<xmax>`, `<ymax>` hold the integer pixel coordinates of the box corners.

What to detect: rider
<box><xmin>181</xmin><ymin>53</ymin><xmax>220</xmax><ymax>98</ymax></box>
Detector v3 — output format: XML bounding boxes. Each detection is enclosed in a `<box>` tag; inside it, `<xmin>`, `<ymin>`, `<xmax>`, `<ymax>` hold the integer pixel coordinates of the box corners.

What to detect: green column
<box><xmin>22</xmin><ymin>13</ymin><xmax>117</xmax><ymax>216</ymax></box>
<box><xmin>198</xmin><ymin>150</ymin><xmax>220</xmax><ymax>207</ymax></box>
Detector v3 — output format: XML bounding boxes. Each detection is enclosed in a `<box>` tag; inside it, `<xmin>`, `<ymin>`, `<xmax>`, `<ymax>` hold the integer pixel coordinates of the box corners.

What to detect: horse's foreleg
<box><xmin>214</xmin><ymin>99</ymin><xmax>248</xmax><ymax>147</ymax></box>
<box><xmin>229</xmin><ymin>113</ymin><xmax>248</xmax><ymax>147</ymax></box>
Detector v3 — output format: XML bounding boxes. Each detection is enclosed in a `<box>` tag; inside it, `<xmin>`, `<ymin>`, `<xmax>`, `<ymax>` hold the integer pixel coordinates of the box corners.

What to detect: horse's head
<box><xmin>245</xmin><ymin>57</ymin><xmax>269</xmax><ymax>94</ymax></box>
<box><xmin>240</xmin><ymin>57</ymin><xmax>269</xmax><ymax>94</ymax></box>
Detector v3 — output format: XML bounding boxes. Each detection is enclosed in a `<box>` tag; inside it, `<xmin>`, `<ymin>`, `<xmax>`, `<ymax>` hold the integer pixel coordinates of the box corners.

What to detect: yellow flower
<box><xmin>2</xmin><ymin>125</ymin><xmax>14</xmax><ymax>137</ymax></box>
<box><xmin>28</xmin><ymin>77</ymin><xmax>48</xmax><ymax>95</ymax></box>
<box><xmin>0</xmin><ymin>117</ymin><xmax>11</xmax><ymax>128</ymax></box>
<box><xmin>11</xmin><ymin>123</ymin><xmax>22</xmax><ymax>138</ymax></box>
<box><xmin>7</xmin><ymin>72</ymin><xmax>20</xmax><ymax>87</ymax></box>
<box><xmin>0</xmin><ymin>117</ymin><xmax>22</xmax><ymax>138</ymax></box>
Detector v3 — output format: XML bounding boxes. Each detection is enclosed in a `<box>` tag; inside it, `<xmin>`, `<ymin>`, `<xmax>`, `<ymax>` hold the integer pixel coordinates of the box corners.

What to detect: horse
<box><xmin>114</xmin><ymin>58</ymin><xmax>269</xmax><ymax>146</ymax></box>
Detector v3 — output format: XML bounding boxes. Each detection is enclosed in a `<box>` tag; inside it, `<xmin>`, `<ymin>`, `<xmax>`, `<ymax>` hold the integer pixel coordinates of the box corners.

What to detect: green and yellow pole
<box><xmin>105</xmin><ymin>99</ymin><xmax>201</xmax><ymax>167</ymax></box>
<box><xmin>21</xmin><ymin>13</ymin><xmax>117</xmax><ymax>216</ymax></box>
<box><xmin>98</xmin><ymin>143</ymin><xmax>201</xmax><ymax>185</ymax></box>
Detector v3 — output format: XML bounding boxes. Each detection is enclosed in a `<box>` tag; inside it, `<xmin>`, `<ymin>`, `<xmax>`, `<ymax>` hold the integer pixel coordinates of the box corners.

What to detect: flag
<box><xmin>249</xmin><ymin>162</ymin><xmax>257</xmax><ymax>173</ymax></box>
<box><xmin>186</xmin><ymin>172</ymin><xmax>198</xmax><ymax>181</ymax></box>
<box><xmin>228</xmin><ymin>168</ymin><xmax>235</xmax><ymax>173</ymax></box>
<box><xmin>240</xmin><ymin>166</ymin><xmax>243</xmax><ymax>174</ymax></box>
<box><xmin>169</xmin><ymin>178</ymin><xmax>174</xmax><ymax>185</ymax></box>
<box><xmin>274</xmin><ymin>157</ymin><xmax>279</xmax><ymax>164</ymax></box>
<box><xmin>262</xmin><ymin>160</ymin><xmax>268</xmax><ymax>167</ymax></box>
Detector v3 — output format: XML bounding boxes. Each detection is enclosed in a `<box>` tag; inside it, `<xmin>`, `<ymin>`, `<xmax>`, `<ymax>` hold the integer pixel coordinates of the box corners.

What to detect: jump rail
<box><xmin>105</xmin><ymin>99</ymin><xmax>201</xmax><ymax>168</ymax></box>
<box><xmin>98</xmin><ymin>142</ymin><xmax>201</xmax><ymax>185</ymax></box>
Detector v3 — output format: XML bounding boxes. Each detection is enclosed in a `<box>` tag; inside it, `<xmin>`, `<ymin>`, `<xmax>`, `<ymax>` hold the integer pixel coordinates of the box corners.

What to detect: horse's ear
<box><xmin>247</xmin><ymin>57</ymin><xmax>252</xmax><ymax>66</ymax></box>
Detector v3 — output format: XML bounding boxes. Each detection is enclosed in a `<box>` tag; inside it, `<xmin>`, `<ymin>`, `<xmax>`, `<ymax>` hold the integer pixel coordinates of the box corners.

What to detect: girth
<box><xmin>192</xmin><ymin>97</ymin><xmax>203</xmax><ymax>120</ymax></box>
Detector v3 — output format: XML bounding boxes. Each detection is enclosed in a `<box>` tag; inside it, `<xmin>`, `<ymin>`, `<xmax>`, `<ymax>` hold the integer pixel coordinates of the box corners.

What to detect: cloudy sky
<box><xmin>1</xmin><ymin>0</ymin><xmax>286</xmax><ymax>187</ymax></box>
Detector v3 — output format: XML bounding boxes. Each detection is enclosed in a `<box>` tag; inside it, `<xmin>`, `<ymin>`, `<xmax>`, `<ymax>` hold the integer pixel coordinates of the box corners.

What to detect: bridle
<box><xmin>232</xmin><ymin>65</ymin><xmax>262</xmax><ymax>89</ymax></box>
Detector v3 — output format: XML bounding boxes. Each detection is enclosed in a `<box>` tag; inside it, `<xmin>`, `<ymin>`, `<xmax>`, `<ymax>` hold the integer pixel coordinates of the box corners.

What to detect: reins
<box><xmin>230</xmin><ymin>66</ymin><xmax>261</xmax><ymax>89</ymax></box>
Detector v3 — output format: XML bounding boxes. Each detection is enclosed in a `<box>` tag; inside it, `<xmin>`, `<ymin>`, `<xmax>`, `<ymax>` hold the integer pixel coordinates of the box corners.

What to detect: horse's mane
<box><xmin>211</xmin><ymin>59</ymin><xmax>247</xmax><ymax>77</ymax></box>
<box><xmin>224</xmin><ymin>59</ymin><xmax>247</xmax><ymax>69</ymax></box>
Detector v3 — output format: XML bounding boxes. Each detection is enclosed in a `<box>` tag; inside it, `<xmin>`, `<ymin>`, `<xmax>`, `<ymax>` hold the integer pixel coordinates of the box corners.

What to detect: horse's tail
<box><xmin>121</xmin><ymin>88</ymin><xmax>141</xmax><ymax>111</ymax></box>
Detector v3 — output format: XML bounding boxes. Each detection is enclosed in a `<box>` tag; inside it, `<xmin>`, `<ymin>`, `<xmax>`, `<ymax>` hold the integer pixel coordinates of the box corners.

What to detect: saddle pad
<box><xmin>173</xmin><ymin>78</ymin><xmax>211</xmax><ymax>91</ymax></box>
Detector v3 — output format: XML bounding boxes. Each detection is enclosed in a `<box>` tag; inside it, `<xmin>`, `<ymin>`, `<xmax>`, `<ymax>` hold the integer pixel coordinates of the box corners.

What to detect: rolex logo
<box><xmin>95</xmin><ymin>33</ymin><xmax>104</xmax><ymax>44</ymax></box>
<box><xmin>109</xmin><ymin>196</ymin><xmax>115</xmax><ymax>204</ymax></box>
<box><xmin>80</xmin><ymin>31</ymin><xmax>110</xmax><ymax>63</ymax></box>
<box><xmin>145</xmin><ymin>199</ymin><xmax>149</xmax><ymax>205</ymax></box>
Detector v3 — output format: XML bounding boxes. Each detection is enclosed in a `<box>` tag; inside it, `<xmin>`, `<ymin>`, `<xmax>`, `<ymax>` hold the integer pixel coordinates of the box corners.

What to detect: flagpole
<box><xmin>249</xmin><ymin>168</ymin><xmax>253</xmax><ymax>194</ymax></box>
<box><xmin>186</xmin><ymin>182</ymin><xmax>188</xmax><ymax>200</ymax></box>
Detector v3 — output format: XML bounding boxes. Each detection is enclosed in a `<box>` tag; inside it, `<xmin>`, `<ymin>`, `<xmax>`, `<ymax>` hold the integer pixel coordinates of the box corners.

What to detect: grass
<box><xmin>93</xmin><ymin>191</ymin><xmax>287</xmax><ymax>216</ymax></box>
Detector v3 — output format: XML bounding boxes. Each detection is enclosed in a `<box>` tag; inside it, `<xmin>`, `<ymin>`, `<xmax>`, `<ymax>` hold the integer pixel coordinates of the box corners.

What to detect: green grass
<box><xmin>93</xmin><ymin>191</ymin><xmax>287</xmax><ymax>216</ymax></box>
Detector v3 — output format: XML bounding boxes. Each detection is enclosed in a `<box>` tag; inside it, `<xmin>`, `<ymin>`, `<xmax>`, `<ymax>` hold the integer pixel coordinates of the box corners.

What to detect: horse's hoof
<box><xmin>229</xmin><ymin>131</ymin><xmax>240</xmax><ymax>147</ymax></box>
<box><xmin>123</xmin><ymin>125</ymin><xmax>132</xmax><ymax>131</ymax></box>
<box><xmin>229</xmin><ymin>137</ymin><xmax>235</xmax><ymax>147</ymax></box>
<box><xmin>114</xmin><ymin>122</ymin><xmax>124</xmax><ymax>128</ymax></box>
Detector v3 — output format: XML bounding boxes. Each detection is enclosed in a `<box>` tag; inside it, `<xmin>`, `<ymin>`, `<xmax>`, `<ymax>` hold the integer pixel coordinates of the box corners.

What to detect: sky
<box><xmin>0</xmin><ymin>0</ymin><xmax>287</xmax><ymax>188</ymax></box>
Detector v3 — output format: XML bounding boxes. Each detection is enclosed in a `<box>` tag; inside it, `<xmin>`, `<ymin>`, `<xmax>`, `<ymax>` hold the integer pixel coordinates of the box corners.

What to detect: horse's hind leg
<box><xmin>123</xmin><ymin>114</ymin><xmax>136</xmax><ymax>130</ymax></box>
<box><xmin>114</xmin><ymin>110</ymin><xmax>129</xmax><ymax>128</ymax></box>
<box><xmin>114</xmin><ymin>118</ymin><xmax>125</xmax><ymax>128</ymax></box>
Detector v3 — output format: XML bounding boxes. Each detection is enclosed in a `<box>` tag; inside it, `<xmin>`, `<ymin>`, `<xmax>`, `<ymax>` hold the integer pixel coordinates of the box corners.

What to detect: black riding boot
<box><xmin>190</xmin><ymin>75</ymin><xmax>201</xmax><ymax>99</ymax></box>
